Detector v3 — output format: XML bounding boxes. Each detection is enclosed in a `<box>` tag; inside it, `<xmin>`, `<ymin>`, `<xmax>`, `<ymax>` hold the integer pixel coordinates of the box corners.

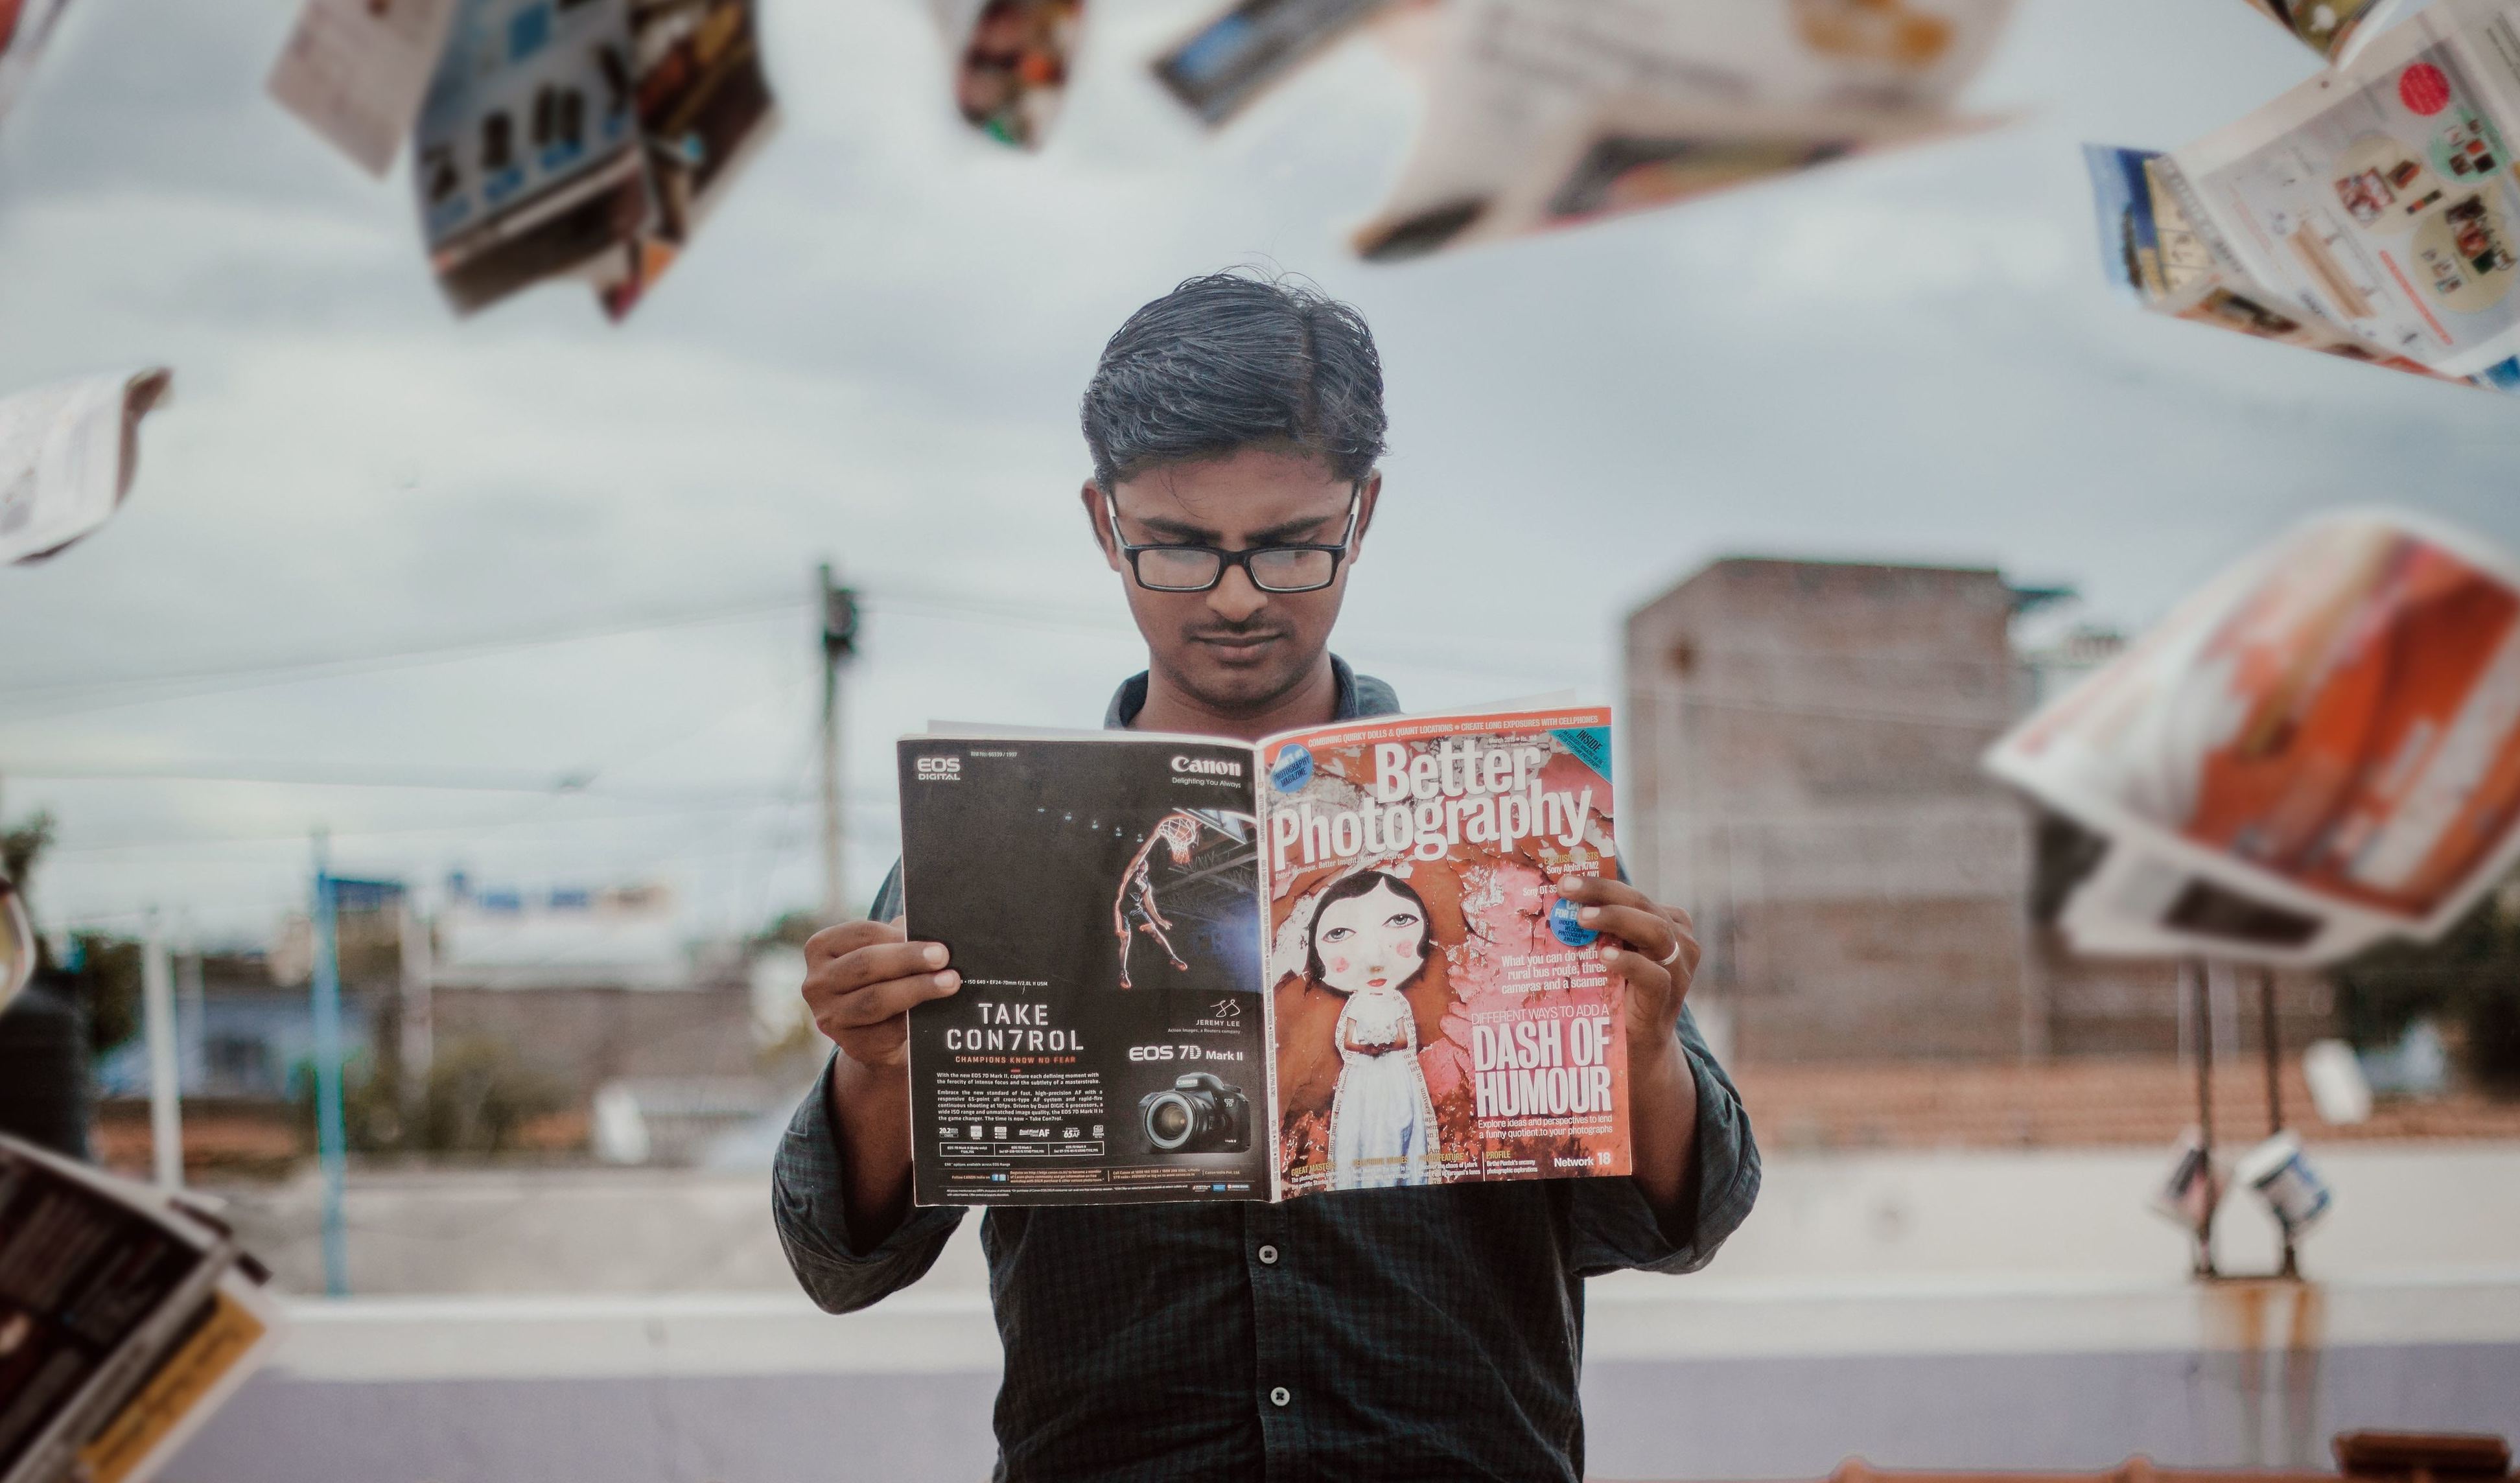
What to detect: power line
<box><xmin>0</xmin><ymin>596</ymin><xmax>811</xmax><ymax>713</ymax></box>
<box><xmin>40</xmin><ymin>793</ymin><xmax>904</xmax><ymax>858</ymax></box>
<box><xmin>0</xmin><ymin>581</ymin><xmax>1598</xmax><ymax>723</ymax></box>
<box><xmin>6</xmin><ymin>761</ymin><xmax>603</xmax><ymax>792</ymax></box>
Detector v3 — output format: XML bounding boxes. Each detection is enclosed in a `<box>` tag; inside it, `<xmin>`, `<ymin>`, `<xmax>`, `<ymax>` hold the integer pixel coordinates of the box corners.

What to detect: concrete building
<box><xmin>259</xmin><ymin>878</ymin><xmax>759</xmax><ymax>1120</ymax></box>
<box><xmin>1623</xmin><ymin>557</ymin><xmax>2329</xmax><ymax>1065</ymax></box>
<box><xmin>423</xmin><ymin>879</ymin><xmax>756</xmax><ymax>1106</ymax></box>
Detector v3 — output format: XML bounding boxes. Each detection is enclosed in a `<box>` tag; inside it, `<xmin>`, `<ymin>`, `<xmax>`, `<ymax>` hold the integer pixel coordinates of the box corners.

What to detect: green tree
<box><xmin>2331</xmin><ymin>884</ymin><xmax>2520</xmax><ymax>1093</ymax></box>
<box><xmin>64</xmin><ymin>935</ymin><xmax>144</xmax><ymax>1053</ymax></box>
<box><xmin>3</xmin><ymin>811</ymin><xmax>56</xmax><ymax>972</ymax></box>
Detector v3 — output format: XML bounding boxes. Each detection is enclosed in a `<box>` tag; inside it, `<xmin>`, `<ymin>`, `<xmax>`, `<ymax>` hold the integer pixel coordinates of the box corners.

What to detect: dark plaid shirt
<box><xmin>773</xmin><ymin>659</ymin><xmax>1761</xmax><ymax>1482</ymax></box>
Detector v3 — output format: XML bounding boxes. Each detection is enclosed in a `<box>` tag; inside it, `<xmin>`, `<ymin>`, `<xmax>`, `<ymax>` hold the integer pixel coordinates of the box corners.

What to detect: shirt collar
<box><xmin>1104</xmin><ymin>654</ymin><xmax>1399</xmax><ymax>730</ymax></box>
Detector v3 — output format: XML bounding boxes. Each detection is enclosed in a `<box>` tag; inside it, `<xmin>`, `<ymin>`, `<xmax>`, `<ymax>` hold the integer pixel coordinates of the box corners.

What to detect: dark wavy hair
<box><xmin>1080</xmin><ymin>271</ymin><xmax>1388</xmax><ymax>493</ymax></box>
<box><xmin>1302</xmin><ymin>869</ymin><xmax>1434</xmax><ymax>989</ymax></box>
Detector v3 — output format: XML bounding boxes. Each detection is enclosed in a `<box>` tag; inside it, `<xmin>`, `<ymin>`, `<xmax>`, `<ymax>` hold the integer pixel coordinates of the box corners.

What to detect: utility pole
<box><xmin>817</xmin><ymin>563</ymin><xmax>860</xmax><ymax>924</ymax></box>
<box><xmin>176</xmin><ymin>928</ymin><xmax>206</xmax><ymax>1092</ymax></box>
<box><xmin>309</xmin><ymin>832</ymin><xmax>351</xmax><ymax>1298</ymax></box>
<box><xmin>399</xmin><ymin>888</ymin><xmax>433</xmax><ymax>1105</ymax></box>
<box><xmin>141</xmin><ymin>910</ymin><xmax>181</xmax><ymax>1190</ymax></box>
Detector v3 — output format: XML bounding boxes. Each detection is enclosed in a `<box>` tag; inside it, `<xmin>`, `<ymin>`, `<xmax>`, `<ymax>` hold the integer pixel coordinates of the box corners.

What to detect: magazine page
<box><xmin>2084</xmin><ymin>145</ymin><xmax>2248</xmax><ymax>306</ymax></box>
<box><xmin>0</xmin><ymin>1135</ymin><xmax>272</xmax><ymax>1483</ymax></box>
<box><xmin>266</xmin><ymin>0</ymin><xmax>461</xmax><ymax>176</ymax></box>
<box><xmin>2086</xmin><ymin>145</ymin><xmax>2520</xmax><ymax>392</ymax></box>
<box><xmin>596</xmin><ymin>0</ymin><xmax>781</xmax><ymax>320</ymax></box>
<box><xmin>412</xmin><ymin>0</ymin><xmax>655</xmax><ymax>315</ymax></box>
<box><xmin>0</xmin><ymin>369</ymin><xmax>173</xmax><ymax>568</ymax></box>
<box><xmin>2050</xmin><ymin>837</ymin><xmax>2396</xmax><ymax>964</ymax></box>
<box><xmin>71</xmin><ymin>1267</ymin><xmax>283</xmax><ymax>1483</ymax></box>
<box><xmin>1985</xmin><ymin>509</ymin><xmax>2520</xmax><ymax>968</ymax></box>
<box><xmin>1351</xmin><ymin>0</ymin><xmax>2012</xmax><ymax>261</ymax></box>
<box><xmin>926</xmin><ymin>0</ymin><xmax>1083</xmax><ymax>149</ymax></box>
<box><xmin>1464</xmin><ymin>93</ymin><xmax>1994</xmax><ymax>255</ymax></box>
<box><xmin>896</xmin><ymin>734</ymin><xmax>1274</xmax><ymax>1206</ymax></box>
<box><xmin>1151</xmin><ymin>0</ymin><xmax>1397</xmax><ymax>128</ymax></box>
<box><xmin>1255</xmin><ymin>705</ymin><xmax>1629</xmax><ymax>1198</ymax></box>
<box><xmin>2171</xmin><ymin>0</ymin><xmax>2520</xmax><ymax>379</ymax></box>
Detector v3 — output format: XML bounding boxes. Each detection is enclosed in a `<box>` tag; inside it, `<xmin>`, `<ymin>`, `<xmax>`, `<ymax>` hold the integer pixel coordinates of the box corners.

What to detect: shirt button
<box><xmin>1257</xmin><ymin>1244</ymin><xmax>1279</xmax><ymax>1265</ymax></box>
<box><xmin>1269</xmin><ymin>1386</ymin><xmax>1290</xmax><ymax>1408</ymax></box>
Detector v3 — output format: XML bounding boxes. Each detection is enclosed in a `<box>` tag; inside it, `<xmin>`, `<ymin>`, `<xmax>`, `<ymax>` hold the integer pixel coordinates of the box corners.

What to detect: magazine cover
<box><xmin>897</xmin><ymin>734</ymin><xmax>1272</xmax><ymax>1206</ymax></box>
<box><xmin>1256</xmin><ymin>706</ymin><xmax>1628</xmax><ymax>1197</ymax></box>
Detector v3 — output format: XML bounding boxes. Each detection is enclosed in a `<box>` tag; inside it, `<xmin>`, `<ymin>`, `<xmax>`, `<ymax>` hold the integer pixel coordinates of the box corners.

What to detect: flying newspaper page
<box><xmin>2082</xmin><ymin>143</ymin><xmax>2496</xmax><ymax>388</ymax></box>
<box><xmin>1351</xmin><ymin>0</ymin><xmax>2014</xmax><ymax>261</ymax></box>
<box><xmin>266</xmin><ymin>0</ymin><xmax>461</xmax><ymax>175</ymax></box>
<box><xmin>2168</xmin><ymin>0</ymin><xmax>2520</xmax><ymax>384</ymax></box>
<box><xmin>0</xmin><ymin>369</ymin><xmax>172</xmax><ymax>568</ymax></box>
<box><xmin>1987</xmin><ymin>509</ymin><xmax>2520</xmax><ymax>968</ymax></box>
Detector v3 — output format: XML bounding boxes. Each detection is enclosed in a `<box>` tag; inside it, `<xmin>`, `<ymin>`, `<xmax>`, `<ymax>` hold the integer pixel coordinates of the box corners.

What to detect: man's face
<box><xmin>1085</xmin><ymin>447</ymin><xmax>1375</xmax><ymax>716</ymax></box>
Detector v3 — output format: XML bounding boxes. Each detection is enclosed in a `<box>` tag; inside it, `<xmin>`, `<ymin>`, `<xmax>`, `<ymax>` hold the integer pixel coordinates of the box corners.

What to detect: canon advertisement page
<box><xmin>897</xmin><ymin>736</ymin><xmax>1272</xmax><ymax>1206</ymax></box>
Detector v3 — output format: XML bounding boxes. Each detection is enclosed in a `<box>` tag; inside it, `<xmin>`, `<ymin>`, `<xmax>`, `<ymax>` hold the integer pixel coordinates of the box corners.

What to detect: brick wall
<box><xmin>1624</xmin><ymin>557</ymin><xmax>2333</xmax><ymax>1064</ymax></box>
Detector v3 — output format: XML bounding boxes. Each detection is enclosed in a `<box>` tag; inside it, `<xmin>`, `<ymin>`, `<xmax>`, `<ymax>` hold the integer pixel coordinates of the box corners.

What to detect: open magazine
<box><xmin>2086</xmin><ymin>0</ymin><xmax>2520</xmax><ymax>395</ymax></box>
<box><xmin>896</xmin><ymin>703</ymin><xmax>1628</xmax><ymax>1206</ymax></box>
<box><xmin>1986</xmin><ymin>508</ymin><xmax>2520</xmax><ymax>969</ymax></box>
<box><xmin>0</xmin><ymin>1135</ymin><xmax>285</xmax><ymax>1483</ymax></box>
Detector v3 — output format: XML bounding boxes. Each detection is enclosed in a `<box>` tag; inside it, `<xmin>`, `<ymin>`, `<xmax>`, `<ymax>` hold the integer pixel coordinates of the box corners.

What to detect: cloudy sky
<box><xmin>2</xmin><ymin>0</ymin><xmax>2515</xmax><ymax>948</ymax></box>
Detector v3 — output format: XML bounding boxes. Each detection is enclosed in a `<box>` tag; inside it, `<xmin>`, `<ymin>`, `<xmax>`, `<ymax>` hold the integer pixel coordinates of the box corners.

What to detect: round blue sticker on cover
<box><xmin>1270</xmin><ymin>743</ymin><xmax>1313</xmax><ymax>793</ymax></box>
<box><xmin>1548</xmin><ymin>896</ymin><xmax>1597</xmax><ymax>948</ymax></box>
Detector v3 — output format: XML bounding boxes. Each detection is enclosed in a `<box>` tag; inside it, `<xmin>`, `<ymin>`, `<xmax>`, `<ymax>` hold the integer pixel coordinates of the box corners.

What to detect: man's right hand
<box><xmin>801</xmin><ymin>918</ymin><xmax>958</xmax><ymax>1244</ymax></box>
<box><xmin>802</xmin><ymin>918</ymin><xmax>961</xmax><ymax>1071</ymax></box>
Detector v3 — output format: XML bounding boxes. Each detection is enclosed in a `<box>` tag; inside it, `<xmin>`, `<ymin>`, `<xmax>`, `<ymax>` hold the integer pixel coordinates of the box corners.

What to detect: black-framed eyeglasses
<box><xmin>1104</xmin><ymin>489</ymin><xmax>1360</xmax><ymax>594</ymax></box>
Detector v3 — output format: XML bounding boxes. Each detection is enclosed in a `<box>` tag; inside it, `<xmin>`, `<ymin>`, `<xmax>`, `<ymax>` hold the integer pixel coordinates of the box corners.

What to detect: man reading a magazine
<box><xmin>775</xmin><ymin>271</ymin><xmax>1760</xmax><ymax>1482</ymax></box>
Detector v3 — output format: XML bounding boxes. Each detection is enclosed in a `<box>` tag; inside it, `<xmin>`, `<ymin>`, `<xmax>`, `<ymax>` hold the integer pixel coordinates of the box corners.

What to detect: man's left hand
<box><xmin>1558</xmin><ymin>875</ymin><xmax>1699</xmax><ymax>1071</ymax></box>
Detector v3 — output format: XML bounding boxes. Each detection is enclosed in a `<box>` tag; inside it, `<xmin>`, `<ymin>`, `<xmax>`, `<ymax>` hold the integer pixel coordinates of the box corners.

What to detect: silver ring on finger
<box><xmin>1656</xmin><ymin>935</ymin><xmax>1684</xmax><ymax>968</ymax></box>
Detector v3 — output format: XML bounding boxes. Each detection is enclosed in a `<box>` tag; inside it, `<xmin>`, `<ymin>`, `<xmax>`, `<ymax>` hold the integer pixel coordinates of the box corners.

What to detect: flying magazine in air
<box><xmin>894</xmin><ymin>702</ymin><xmax>1631</xmax><ymax>1206</ymax></box>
